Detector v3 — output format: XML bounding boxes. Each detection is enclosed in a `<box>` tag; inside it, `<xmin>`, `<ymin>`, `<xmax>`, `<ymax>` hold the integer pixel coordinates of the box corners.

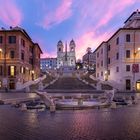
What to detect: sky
<box><xmin>0</xmin><ymin>0</ymin><xmax>140</xmax><ymax>59</ymax></box>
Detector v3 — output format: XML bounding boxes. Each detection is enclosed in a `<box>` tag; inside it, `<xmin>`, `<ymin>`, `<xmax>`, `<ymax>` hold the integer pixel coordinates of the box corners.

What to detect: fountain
<box><xmin>35</xmin><ymin>91</ymin><xmax>56</xmax><ymax>112</ymax></box>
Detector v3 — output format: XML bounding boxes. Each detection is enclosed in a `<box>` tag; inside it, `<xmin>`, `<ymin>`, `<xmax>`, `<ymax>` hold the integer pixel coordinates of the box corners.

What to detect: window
<box><xmin>97</xmin><ymin>63</ymin><xmax>99</xmax><ymax>68</ymax></box>
<box><xmin>0</xmin><ymin>36</ymin><xmax>3</xmax><ymax>44</ymax></box>
<box><xmin>21</xmin><ymin>39</ymin><xmax>25</xmax><ymax>47</ymax></box>
<box><xmin>29</xmin><ymin>46</ymin><xmax>34</xmax><ymax>53</ymax></box>
<box><xmin>97</xmin><ymin>73</ymin><xmax>99</xmax><ymax>77</ymax></box>
<box><xmin>126</xmin><ymin>50</ymin><xmax>130</xmax><ymax>58</ymax></box>
<box><xmin>20</xmin><ymin>66</ymin><xmax>24</xmax><ymax>74</ymax></box>
<box><xmin>108</xmin><ymin>58</ymin><xmax>110</xmax><ymax>64</ymax></box>
<box><xmin>9</xmin><ymin>36</ymin><xmax>16</xmax><ymax>44</ymax></box>
<box><xmin>8</xmin><ymin>66</ymin><xmax>16</xmax><ymax>76</ymax></box>
<box><xmin>126</xmin><ymin>34</ymin><xmax>130</xmax><ymax>42</ymax></box>
<box><xmin>10</xmin><ymin>51</ymin><xmax>15</xmax><ymax>59</ymax></box>
<box><xmin>0</xmin><ymin>66</ymin><xmax>2</xmax><ymax>75</ymax></box>
<box><xmin>116</xmin><ymin>66</ymin><xmax>119</xmax><ymax>72</ymax></box>
<box><xmin>101</xmin><ymin>60</ymin><xmax>103</xmax><ymax>66</ymax></box>
<box><xmin>101</xmin><ymin>71</ymin><xmax>103</xmax><ymax>76</ymax></box>
<box><xmin>21</xmin><ymin>51</ymin><xmax>24</xmax><ymax>60</ymax></box>
<box><xmin>0</xmin><ymin>51</ymin><xmax>2</xmax><ymax>59</ymax></box>
<box><xmin>59</xmin><ymin>48</ymin><xmax>61</xmax><ymax>52</ymax></box>
<box><xmin>107</xmin><ymin>45</ymin><xmax>110</xmax><ymax>51</ymax></box>
<box><xmin>116</xmin><ymin>52</ymin><xmax>119</xmax><ymax>60</ymax></box>
<box><xmin>97</xmin><ymin>52</ymin><xmax>99</xmax><ymax>57</ymax></box>
<box><xmin>116</xmin><ymin>37</ymin><xmax>119</xmax><ymax>45</ymax></box>
<box><xmin>108</xmin><ymin>70</ymin><xmax>110</xmax><ymax>75</ymax></box>
<box><xmin>101</xmin><ymin>48</ymin><xmax>103</xmax><ymax>54</ymax></box>
<box><xmin>71</xmin><ymin>47</ymin><xmax>74</xmax><ymax>51</ymax></box>
<box><xmin>126</xmin><ymin>79</ymin><xmax>131</xmax><ymax>90</ymax></box>
<box><xmin>29</xmin><ymin>57</ymin><xmax>33</xmax><ymax>65</ymax></box>
<box><xmin>126</xmin><ymin>65</ymin><xmax>130</xmax><ymax>71</ymax></box>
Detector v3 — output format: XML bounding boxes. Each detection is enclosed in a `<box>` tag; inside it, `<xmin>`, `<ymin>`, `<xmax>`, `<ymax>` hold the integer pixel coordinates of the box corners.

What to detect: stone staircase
<box><xmin>80</xmin><ymin>73</ymin><xmax>97</xmax><ymax>85</ymax></box>
<box><xmin>30</xmin><ymin>73</ymin><xmax>55</xmax><ymax>91</ymax></box>
<box><xmin>45</xmin><ymin>75</ymin><xmax>95</xmax><ymax>93</ymax></box>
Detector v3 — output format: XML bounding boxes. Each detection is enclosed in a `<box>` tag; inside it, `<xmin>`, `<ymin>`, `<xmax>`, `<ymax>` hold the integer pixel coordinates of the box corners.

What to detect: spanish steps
<box><xmin>45</xmin><ymin>74</ymin><xmax>96</xmax><ymax>93</ymax></box>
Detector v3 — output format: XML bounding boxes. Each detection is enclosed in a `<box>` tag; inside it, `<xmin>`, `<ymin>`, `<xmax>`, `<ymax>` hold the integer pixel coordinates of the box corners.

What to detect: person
<box><xmin>131</xmin><ymin>95</ymin><xmax>135</xmax><ymax>104</ymax></box>
<box><xmin>5</xmin><ymin>87</ymin><xmax>8</xmax><ymax>92</ymax></box>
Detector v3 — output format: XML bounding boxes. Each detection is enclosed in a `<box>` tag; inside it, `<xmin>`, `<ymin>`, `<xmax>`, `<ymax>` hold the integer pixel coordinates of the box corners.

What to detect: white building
<box><xmin>57</xmin><ymin>40</ymin><xmax>76</xmax><ymax>69</ymax></box>
<box><xmin>40</xmin><ymin>58</ymin><xmax>57</xmax><ymax>72</ymax></box>
<box><xmin>95</xmin><ymin>10</ymin><xmax>140</xmax><ymax>92</ymax></box>
<box><xmin>82</xmin><ymin>50</ymin><xmax>96</xmax><ymax>71</ymax></box>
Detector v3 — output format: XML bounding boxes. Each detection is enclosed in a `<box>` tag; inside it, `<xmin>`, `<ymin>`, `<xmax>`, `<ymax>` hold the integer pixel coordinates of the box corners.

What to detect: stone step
<box><xmin>45</xmin><ymin>76</ymin><xmax>95</xmax><ymax>90</ymax></box>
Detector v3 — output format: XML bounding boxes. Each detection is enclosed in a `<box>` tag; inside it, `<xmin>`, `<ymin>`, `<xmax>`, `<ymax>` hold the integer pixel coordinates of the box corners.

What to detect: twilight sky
<box><xmin>0</xmin><ymin>0</ymin><xmax>140</xmax><ymax>59</ymax></box>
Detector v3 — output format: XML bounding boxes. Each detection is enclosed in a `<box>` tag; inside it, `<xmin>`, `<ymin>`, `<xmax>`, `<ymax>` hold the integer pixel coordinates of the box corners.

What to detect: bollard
<box><xmin>90</xmin><ymin>95</ymin><xmax>93</xmax><ymax>99</ymax></box>
<box><xmin>50</xmin><ymin>105</ymin><xmax>56</xmax><ymax>113</ymax></box>
<box><xmin>127</xmin><ymin>100</ymin><xmax>132</xmax><ymax>106</ymax></box>
<box><xmin>62</xmin><ymin>96</ymin><xmax>65</xmax><ymax>100</ymax></box>
<box><xmin>110</xmin><ymin>102</ymin><xmax>116</xmax><ymax>109</ymax></box>
<box><xmin>21</xmin><ymin>103</ymin><xmax>27</xmax><ymax>111</ymax></box>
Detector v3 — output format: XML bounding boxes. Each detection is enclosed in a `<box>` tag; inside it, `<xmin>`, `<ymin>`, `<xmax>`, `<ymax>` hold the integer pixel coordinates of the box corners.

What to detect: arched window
<box><xmin>71</xmin><ymin>47</ymin><xmax>74</xmax><ymax>51</ymax></box>
<box><xmin>59</xmin><ymin>48</ymin><xmax>61</xmax><ymax>52</ymax></box>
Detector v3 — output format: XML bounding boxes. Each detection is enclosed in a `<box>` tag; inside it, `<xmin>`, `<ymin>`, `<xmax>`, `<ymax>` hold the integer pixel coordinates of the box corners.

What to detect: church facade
<box><xmin>57</xmin><ymin>40</ymin><xmax>76</xmax><ymax>69</ymax></box>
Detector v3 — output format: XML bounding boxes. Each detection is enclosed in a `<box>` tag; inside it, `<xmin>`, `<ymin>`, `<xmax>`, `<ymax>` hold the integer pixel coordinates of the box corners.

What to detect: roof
<box><xmin>124</xmin><ymin>11</ymin><xmax>140</xmax><ymax>23</ymax></box>
<box><xmin>0</xmin><ymin>26</ymin><xmax>43</xmax><ymax>54</ymax></box>
<box><xmin>0</xmin><ymin>26</ymin><xmax>32</xmax><ymax>41</ymax></box>
<box><xmin>34</xmin><ymin>43</ymin><xmax>43</xmax><ymax>54</ymax></box>
<box><xmin>40</xmin><ymin>58</ymin><xmax>57</xmax><ymax>60</ymax></box>
<box><xmin>94</xmin><ymin>28</ymin><xmax>140</xmax><ymax>53</ymax></box>
<box><xmin>94</xmin><ymin>41</ymin><xmax>107</xmax><ymax>53</ymax></box>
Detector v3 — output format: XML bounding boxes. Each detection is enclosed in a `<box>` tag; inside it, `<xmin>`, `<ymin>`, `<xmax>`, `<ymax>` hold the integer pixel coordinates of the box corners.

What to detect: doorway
<box><xmin>9</xmin><ymin>79</ymin><xmax>15</xmax><ymax>89</ymax></box>
<box><xmin>136</xmin><ymin>80</ymin><xmax>140</xmax><ymax>91</ymax></box>
<box><xmin>126</xmin><ymin>79</ymin><xmax>131</xmax><ymax>90</ymax></box>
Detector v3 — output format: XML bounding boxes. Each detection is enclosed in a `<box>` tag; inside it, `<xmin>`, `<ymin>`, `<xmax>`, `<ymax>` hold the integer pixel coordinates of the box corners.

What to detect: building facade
<box><xmin>57</xmin><ymin>40</ymin><xmax>76</xmax><ymax>69</ymax></box>
<box><xmin>40</xmin><ymin>58</ymin><xmax>57</xmax><ymax>72</ymax></box>
<box><xmin>82</xmin><ymin>50</ymin><xmax>96</xmax><ymax>71</ymax></box>
<box><xmin>0</xmin><ymin>26</ymin><xmax>42</xmax><ymax>90</ymax></box>
<box><xmin>95</xmin><ymin>10</ymin><xmax>140</xmax><ymax>92</ymax></box>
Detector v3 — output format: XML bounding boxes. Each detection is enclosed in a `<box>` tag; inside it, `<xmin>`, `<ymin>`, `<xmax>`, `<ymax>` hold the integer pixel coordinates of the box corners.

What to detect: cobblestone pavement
<box><xmin>0</xmin><ymin>100</ymin><xmax>140</xmax><ymax>139</ymax></box>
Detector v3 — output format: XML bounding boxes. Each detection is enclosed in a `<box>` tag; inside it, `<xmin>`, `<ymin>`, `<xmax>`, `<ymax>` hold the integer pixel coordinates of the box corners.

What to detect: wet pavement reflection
<box><xmin>0</xmin><ymin>104</ymin><xmax>140</xmax><ymax>140</ymax></box>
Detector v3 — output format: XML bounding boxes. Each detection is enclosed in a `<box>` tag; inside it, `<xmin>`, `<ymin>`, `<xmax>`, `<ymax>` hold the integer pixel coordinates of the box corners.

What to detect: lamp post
<box><xmin>104</xmin><ymin>70</ymin><xmax>108</xmax><ymax>81</ymax></box>
<box><xmin>31</xmin><ymin>70</ymin><xmax>34</xmax><ymax>81</ymax></box>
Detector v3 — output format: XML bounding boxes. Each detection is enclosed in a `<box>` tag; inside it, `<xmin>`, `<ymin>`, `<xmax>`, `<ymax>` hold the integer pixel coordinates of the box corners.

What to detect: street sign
<box><xmin>132</xmin><ymin>64</ymin><xmax>139</xmax><ymax>73</ymax></box>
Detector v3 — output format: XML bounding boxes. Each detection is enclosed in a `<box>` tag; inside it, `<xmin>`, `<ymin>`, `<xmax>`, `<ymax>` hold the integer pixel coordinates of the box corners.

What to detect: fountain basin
<box><xmin>55</xmin><ymin>99</ymin><xmax>109</xmax><ymax>109</ymax></box>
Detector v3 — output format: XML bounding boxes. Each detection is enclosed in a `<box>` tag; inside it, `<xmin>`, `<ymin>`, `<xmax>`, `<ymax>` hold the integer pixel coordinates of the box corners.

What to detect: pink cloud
<box><xmin>0</xmin><ymin>0</ymin><xmax>22</xmax><ymax>26</ymax></box>
<box><xmin>74</xmin><ymin>0</ymin><xmax>136</xmax><ymax>59</ymax></box>
<box><xmin>95</xmin><ymin>0</ymin><xmax>135</xmax><ymax>29</ymax></box>
<box><xmin>40</xmin><ymin>0</ymin><xmax>73</xmax><ymax>29</ymax></box>
<box><xmin>76</xmin><ymin>31</ymin><xmax>113</xmax><ymax>59</ymax></box>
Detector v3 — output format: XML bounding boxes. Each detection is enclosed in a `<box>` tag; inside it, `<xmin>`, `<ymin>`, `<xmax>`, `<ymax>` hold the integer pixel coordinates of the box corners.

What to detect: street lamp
<box><xmin>31</xmin><ymin>70</ymin><xmax>34</xmax><ymax>80</ymax></box>
<box><xmin>104</xmin><ymin>70</ymin><xmax>108</xmax><ymax>81</ymax></box>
